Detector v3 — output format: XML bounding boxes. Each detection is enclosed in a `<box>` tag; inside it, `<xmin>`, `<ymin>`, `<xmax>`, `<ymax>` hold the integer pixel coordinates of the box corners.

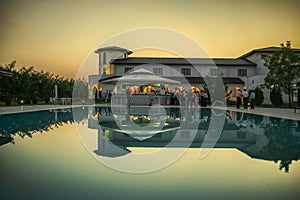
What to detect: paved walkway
<box><xmin>0</xmin><ymin>105</ymin><xmax>75</xmax><ymax>115</ymax></box>
<box><xmin>0</xmin><ymin>104</ymin><xmax>299</xmax><ymax>121</ymax></box>
<box><xmin>225</xmin><ymin>107</ymin><xmax>300</xmax><ymax>121</ymax></box>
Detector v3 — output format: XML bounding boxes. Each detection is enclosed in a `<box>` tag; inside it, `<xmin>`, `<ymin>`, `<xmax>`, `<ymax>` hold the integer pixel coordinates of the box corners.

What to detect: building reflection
<box><xmin>88</xmin><ymin>106</ymin><xmax>300</xmax><ymax>173</ymax></box>
<box><xmin>1</xmin><ymin>106</ymin><xmax>299</xmax><ymax>173</ymax></box>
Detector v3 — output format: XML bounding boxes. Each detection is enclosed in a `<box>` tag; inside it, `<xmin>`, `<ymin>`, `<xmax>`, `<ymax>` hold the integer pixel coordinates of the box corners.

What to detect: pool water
<box><xmin>0</xmin><ymin>106</ymin><xmax>300</xmax><ymax>200</ymax></box>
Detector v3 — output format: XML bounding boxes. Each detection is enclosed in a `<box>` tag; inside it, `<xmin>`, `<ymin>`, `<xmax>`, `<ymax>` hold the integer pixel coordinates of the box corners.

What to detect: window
<box><xmin>103</xmin><ymin>52</ymin><xmax>107</xmax><ymax>64</ymax></box>
<box><xmin>210</xmin><ymin>69</ymin><xmax>218</xmax><ymax>77</ymax></box>
<box><xmin>237</xmin><ymin>69</ymin><xmax>247</xmax><ymax>77</ymax></box>
<box><xmin>153</xmin><ymin>68</ymin><xmax>163</xmax><ymax>76</ymax></box>
<box><xmin>252</xmin><ymin>80</ymin><xmax>254</xmax><ymax>84</ymax></box>
<box><xmin>124</xmin><ymin>67</ymin><xmax>133</xmax><ymax>74</ymax></box>
<box><xmin>181</xmin><ymin>68</ymin><xmax>191</xmax><ymax>76</ymax></box>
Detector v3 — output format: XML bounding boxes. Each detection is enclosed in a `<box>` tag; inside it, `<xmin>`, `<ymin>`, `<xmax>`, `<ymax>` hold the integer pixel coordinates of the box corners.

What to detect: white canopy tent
<box><xmin>101</xmin><ymin>68</ymin><xmax>180</xmax><ymax>85</ymax></box>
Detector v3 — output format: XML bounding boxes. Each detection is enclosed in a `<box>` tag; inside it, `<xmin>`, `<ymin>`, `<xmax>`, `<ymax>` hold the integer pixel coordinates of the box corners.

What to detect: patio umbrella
<box><xmin>54</xmin><ymin>85</ymin><xmax>58</xmax><ymax>99</ymax></box>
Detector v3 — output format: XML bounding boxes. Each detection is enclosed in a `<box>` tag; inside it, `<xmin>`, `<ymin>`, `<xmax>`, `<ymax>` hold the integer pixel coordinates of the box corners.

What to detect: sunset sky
<box><xmin>0</xmin><ymin>0</ymin><xmax>299</xmax><ymax>78</ymax></box>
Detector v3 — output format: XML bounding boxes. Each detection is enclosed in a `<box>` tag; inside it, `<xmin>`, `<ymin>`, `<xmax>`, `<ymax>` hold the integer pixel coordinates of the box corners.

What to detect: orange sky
<box><xmin>0</xmin><ymin>0</ymin><xmax>300</xmax><ymax>79</ymax></box>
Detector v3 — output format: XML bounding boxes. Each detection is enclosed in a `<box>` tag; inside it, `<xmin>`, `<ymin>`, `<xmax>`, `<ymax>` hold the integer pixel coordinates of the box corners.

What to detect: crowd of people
<box><xmin>115</xmin><ymin>85</ymin><xmax>256</xmax><ymax>110</ymax></box>
<box><xmin>171</xmin><ymin>89</ymin><xmax>209</xmax><ymax>108</ymax></box>
<box><xmin>235</xmin><ymin>87</ymin><xmax>255</xmax><ymax>110</ymax></box>
<box><xmin>171</xmin><ymin>86</ymin><xmax>256</xmax><ymax>110</ymax></box>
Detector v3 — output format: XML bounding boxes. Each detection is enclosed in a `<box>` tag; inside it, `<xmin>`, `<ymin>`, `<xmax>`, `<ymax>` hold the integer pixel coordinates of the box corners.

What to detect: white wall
<box><xmin>114</xmin><ymin>64</ymin><xmax>257</xmax><ymax>78</ymax></box>
<box><xmin>97</xmin><ymin>50</ymin><xmax>128</xmax><ymax>74</ymax></box>
<box><xmin>88</xmin><ymin>75</ymin><xmax>101</xmax><ymax>99</ymax></box>
<box><xmin>114</xmin><ymin>63</ymin><xmax>203</xmax><ymax>77</ymax></box>
<box><xmin>244</xmin><ymin>53</ymin><xmax>271</xmax><ymax>75</ymax></box>
<box><xmin>219</xmin><ymin>66</ymin><xmax>256</xmax><ymax>78</ymax></box>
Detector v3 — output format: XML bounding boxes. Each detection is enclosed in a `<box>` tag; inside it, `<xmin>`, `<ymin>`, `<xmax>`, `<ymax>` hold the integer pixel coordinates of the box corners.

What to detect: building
<box><xmin>88</xmin><ymin>46</ymin><xmax>300</xmax><ymax>104</ymax></box>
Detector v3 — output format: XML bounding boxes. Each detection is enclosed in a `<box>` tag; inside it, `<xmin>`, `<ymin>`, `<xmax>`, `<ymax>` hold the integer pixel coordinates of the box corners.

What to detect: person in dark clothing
<box><xmin>200</xmin><ymin>90</ymin><xmax>208</xmax><ymax>107</ymax></box>
<box><xmin>249</xmin><ymin>90</ymin><xmax>256</xmax><ymax>109</ymax></box>
<box><xmin>126</xmin><ymin>88</ymin><xmax>131</xmax><ymax>107</ymax></box>
<box><xmin>242</xmin><ymin>88</ymin><xmax>248</xmax><ymax>109</ymax></box>
<box><xmin>236</xmin><ymin>89</ymin><xmax>242</xmax><ymax>109</ymax></box>
<box><xmin>149</xmin><ymin>90</ymin><xmax>155</xmax><ymax>106</ymax></box>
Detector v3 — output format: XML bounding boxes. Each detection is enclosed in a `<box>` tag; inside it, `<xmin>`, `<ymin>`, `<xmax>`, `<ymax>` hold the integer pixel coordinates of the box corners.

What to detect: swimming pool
<box><xmin>0</xmin><ymin>106</ymin><xmax>299</xmax><ymax>199</ymax></box>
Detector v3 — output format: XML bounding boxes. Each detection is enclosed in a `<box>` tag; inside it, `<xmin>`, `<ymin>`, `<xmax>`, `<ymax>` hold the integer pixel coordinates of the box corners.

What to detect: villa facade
<box><xmin>88</xmin><ymin>46</ymin><xmax>300</xmax><ymax>104</ymax></box>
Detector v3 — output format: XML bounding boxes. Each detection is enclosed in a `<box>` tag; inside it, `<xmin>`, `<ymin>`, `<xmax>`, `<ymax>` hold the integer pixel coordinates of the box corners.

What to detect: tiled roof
<box><xmin>95</xmin><ymin>46</ymin><xmax>133</xmax><ymax>55</ymax></box>
<box><xmin>213</xmin><ymin>58</ymin><xmax>255</xmax><ymax>66</ymax></box>
<box><xmin>112</xmin><ymin>57</ymin><xmax>256</xmax><ymax>66</ymax></box>
<box><xmin>98</xmin><ymin>74</ymin><xmax>119</xmax><ymax>82</ymax></box>
<box><xmin>239</xmin><ymin>46</ymin><xmax>300</xmax><ymax>58</ymax></box>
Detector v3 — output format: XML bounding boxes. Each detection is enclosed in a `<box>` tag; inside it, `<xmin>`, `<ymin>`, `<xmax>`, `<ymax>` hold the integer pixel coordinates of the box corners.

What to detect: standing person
<box><xmin>242</xmin><ymin>88</ymin><xmax>249</xmax><ymax>109</ymax></box>
<box><xmin>194</xmin><ymin>91</ymin><xmax>200</xmax><ymax>108</ymax></box>
<box><xmin>200</xmin><ymin>91</ymin><xmax>204</xmax><ymax>107</ymax></box>
<box><xmin>187</xmin><ymin>90</ymin><xmax>193</xmax><ymax>109</ymax></box>
<box><xmin>149</xmin><ymin>90</ymin><xmax>155</xmax><ymax>106</ymax></box>
<box><xmin>203</xmin><ymin>91</ymin><xmax>208</xmax><ymax>107</ymax></box>
<box><xmin>126</xmin><ymin>88</ymin><xmax>131</xmax><ymax>107</ymax></box>
<box><xmin>236</xmin><ymin>89</ymin><xmax>242</xmax><ymax>109</ymax></box>
<box><xmin>249</xmin><ymin>90</ymin><xmax>256</xmax><ymax>109</ymax></box>
<box><xmin>200</xmin><ymin>90</ymin><xmax>208</xmax><ymax>107</ymax></box>
<box><xmin>179</xmin><ymin>90</ymin><xmax>184</xmax><ymax>107</ymax></box>
<box><xmin>161</xmin><ymin>87</ymin><xmax>165</xmax><ymax>95</ymax></box>
<box><xmin>108</xmin><ymin>90</ymin><xmax>112</xmax><ymax>99</ymax></box>
<box><xmin>184</xmin><ymin>91</ymin><xmax>189</xmax><ymax>108</ymax></box>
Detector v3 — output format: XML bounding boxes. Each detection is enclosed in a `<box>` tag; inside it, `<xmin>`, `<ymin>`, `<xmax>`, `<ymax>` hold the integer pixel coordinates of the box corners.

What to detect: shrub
<box><xmin>31</xmin><ymin>96</ymin><xmax>38</xmax><ymax>104</ymax></box>
<box><xmin>3</xmin><ymin>92</ymin><xmax>12</xmax><ymax>106</ymax></box>
<box><xmin>254</xmin><ymin>87</ymin><xmax>264</xmax><ymax>106</ymax></box>
<box><xmin>270</xmin><ymin>88</ymin><xmax>283</xmax><ymax>107</ymax></box>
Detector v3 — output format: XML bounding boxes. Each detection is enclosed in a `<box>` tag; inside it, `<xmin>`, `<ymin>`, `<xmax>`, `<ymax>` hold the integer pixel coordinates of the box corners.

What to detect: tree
<box><xmin>261</xmin><ymin>117</ymin><xmax>300</xmax><ymax>173</ymax></box>
<box><xmin>73</xmin><ymin>79</ymin><xmax>88</xmax><ymax>99</ymax></box>
<box><xmin>1</xmin><ymin>61</ymin><xmax>75</xmax><ymax>105</ymax></box>
<box><xmin>254</xmin><ymin>87</ymin><xmax>264</xmax><ymax>106</ymax></box>
<box><xmin>0</xmin><ymin>61</ymin><xmax>17</xmax><ymax>105</ymax></box>
<box><xmin>264</xmin><ymin>41</ymin><xmax>300</xmax><ymax>108</ymax></box>
<box><xmin>270</xmin><ymin>85</ymin><xmax>283</xmax><ymax>107</ymax></box>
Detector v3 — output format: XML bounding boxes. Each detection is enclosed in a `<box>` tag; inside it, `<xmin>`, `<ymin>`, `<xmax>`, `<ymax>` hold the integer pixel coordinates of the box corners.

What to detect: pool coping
<box><xmin>0</xmin><ymin>104</ymin><xmax>299</xmax><ymax>121</ymax></box>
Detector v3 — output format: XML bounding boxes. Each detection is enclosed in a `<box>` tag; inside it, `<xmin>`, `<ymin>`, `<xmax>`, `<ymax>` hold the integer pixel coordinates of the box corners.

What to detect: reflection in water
<box><xmin>261</xmin><ymin>116</ymin><xmax>300</xmax><ymax>173</ymax></box>
<box><xmin>0</xmin><ymin>107</ymin><xmax>88</xmax><ymax>146</ymax></box>
<box><xmin>87</xmin><ymin>106</ymin><xmax>300</xmax><ymax>173</ymax></box>
<box><xmin>1</xmin><ymin>106</ymin><xmax>300</xmax><ymax>173</ymax></box>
